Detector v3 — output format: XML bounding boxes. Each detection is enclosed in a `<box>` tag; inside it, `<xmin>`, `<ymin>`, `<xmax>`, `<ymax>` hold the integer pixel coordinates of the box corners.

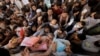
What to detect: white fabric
<box><xmin>44</xmin><ymin>0</ymin><xmax>51</xmax><ymax>8</ymax></box>
<box><xmin>22</xmin><ymin>0</ymin><xmax>29</xmax><ymax>5</ymax></box>
<box><xmin>15</xmin><ymin>0</ymin><xmax>23</xmax><ymax>10</ymax></box>
<box><xmin>82</xmin><ymin>36</ymin><xmax>100</xmax><ymax>52</ymax></box>
<box><xmin>84</xmin><ymin>17</ymin><xmax>100</xmax><ymax>29</ymax></box>
<box><xmin>36</xmin><ymin>9</ymin><xmax>42</xmax><ymax>13</ymax></box>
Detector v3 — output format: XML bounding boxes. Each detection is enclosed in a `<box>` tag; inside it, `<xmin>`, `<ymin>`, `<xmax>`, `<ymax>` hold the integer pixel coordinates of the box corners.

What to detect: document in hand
<box><xmin>20</xmin><ymin>37</ymin><xmax>40</xmax><ymax>47</ymax></box>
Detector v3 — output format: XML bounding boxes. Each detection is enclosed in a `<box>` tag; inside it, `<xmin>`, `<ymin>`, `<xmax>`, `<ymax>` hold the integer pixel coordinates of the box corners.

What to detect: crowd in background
<box><xmin>0</xmin><ymin>0</ymin><xmax>100</xmax><ymax>56</ymax></box>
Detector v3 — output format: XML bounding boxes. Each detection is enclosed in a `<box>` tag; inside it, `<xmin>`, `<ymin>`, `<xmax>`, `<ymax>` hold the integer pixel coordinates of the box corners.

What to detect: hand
<box><xmin>74</xmin><ymin>11</ymin><xmax>79</xmax><ymax>16</ymax></box>
<box><xmin>66</xmin><ymin>46</ymin><xmax>72</xmax><ymax>55</ymax></box>
<box><xmin>21</xmin><ymin>47</ymin><xmax>30</xmax><ymax>56</ymax></box>
<box><xmin>91</xmin><ymin>12</ymin><xmax>96</xmax><ymax>18</ymax></box>
<box><xmin>7</xmin><ymin>38</ymin><xmax>18</xmax><ymax>49</ymax></box>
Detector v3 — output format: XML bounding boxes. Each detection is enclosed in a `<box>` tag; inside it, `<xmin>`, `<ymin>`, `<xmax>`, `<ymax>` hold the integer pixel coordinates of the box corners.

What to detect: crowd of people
<box><xmin>0</xmin><ymin>0</ymin><xmax>100</xmax><ymax>56</ymax></box>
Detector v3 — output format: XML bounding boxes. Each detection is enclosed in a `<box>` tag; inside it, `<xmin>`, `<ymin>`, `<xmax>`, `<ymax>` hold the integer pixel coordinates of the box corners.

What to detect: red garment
<box><xmin>19</xmin><ymin>28</ymin><xmax>25</xmax><ymax>42</ymax></box>
<box><xmin>20</xmin><ymin>28</ymin><xmax>24</xmax><ymax>39</ymax></box>
<box><xmin>52</xmin><ymin>8</ymin><xmax>62</xmax><ymax>15</ymax></box>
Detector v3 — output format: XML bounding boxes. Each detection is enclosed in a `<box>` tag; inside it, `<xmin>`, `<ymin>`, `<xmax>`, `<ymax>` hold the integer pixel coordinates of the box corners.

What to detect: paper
<box><xmin>20</xmin><ymin>37</ymin><xmax>31</xmax><ymax>47</ymax></box>
<box><xmin>20</xmin><ymin>37</ymin><xmax>40</xmax><ymax>47</ymax></box>
<box><xmin>22</xmin><ymin>0</ymin><xmax>29</xmax><ymax>5</ymax></box>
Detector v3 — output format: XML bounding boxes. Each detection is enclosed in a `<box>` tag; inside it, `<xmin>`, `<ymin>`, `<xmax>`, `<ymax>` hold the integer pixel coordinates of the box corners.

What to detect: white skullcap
<box><xmin>36</xmin><ymin>9</ymin><xmax>42</xmax><ymax>13</ymax></box>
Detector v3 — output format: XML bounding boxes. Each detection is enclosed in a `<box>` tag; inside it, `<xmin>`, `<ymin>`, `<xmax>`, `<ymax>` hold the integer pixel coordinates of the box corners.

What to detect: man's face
<box><xmin>48</xmin><ymin>9</ymin><xmax>53</xmax><ymax>16</ymax></box>
<box><xmin>81</xmin><ymin>0</ymin><xmax>87</xmax><ymax>5</ymax></box>
<box><xmin>37</xmin><ymin>12</ymin><xmax>41</xmax><ymax>16</ymax></box>
<box><xmin>37</xmin><ymin>16</ymin><xmax>42</xmax><ymax>24</ymax></box>
<box><xmin>51</xmin><ymin>19</ymin><xmax>57</xmax><ymax>25</ymax></box>
<box><xmin>44</xmin><ymin>27</ymin><xmax>49</xmax><ymax>32</ymax></box>
<box><xmin>5</xmin><ymin>0</ymin><xmax>10</xmax><ymax>3</ymax></box>
<box><xmin>32</xmin><ymin>26</ymin><xmax>36</xmax><ymax>31</ymax></box>
<box><xmin>4</xmin><ymin>30</ymin><xmax>10</xmax><ymax>36</ymax></box>
<box><xmin>61</xmin><ymin>13</ymin><xmax>68</xmax><ymax>18</ymax></box>
<box><xmin>23</xmin><ymin>21</ymin><xmax>28</xmax><ymax>26</ymax></box>
<box><xmin>32</xmin><ymin>6</ymin><xmax>37</xmax><ymax>11</ymax></box>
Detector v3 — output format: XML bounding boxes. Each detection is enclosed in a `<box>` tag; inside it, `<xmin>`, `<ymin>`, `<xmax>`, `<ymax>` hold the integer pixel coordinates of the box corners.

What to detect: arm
<box><xmin>67</xmin><ymin>18</ymin><xmax>74</xmax><ymax>26</ymax></box>
<box><xmin>58</xmin><ymin>39</ymin><xmax>72</xmax><ymax>55</ymax></box>
<box><xmin>32</xmin><ymin>41</ymin><xmax>56</xmax><ymax>56</ymax></box>
<box><xmin>67</xmin><ymin>29</ymin><xmax>75</xmax><ymax>34</ymax></box>
<box><xmin>33</xmin><ymin>29</ymin><xmax>44</xmax><ymax>37</ymax></box>
<box><xmin>0</xmin><ymin>37</ymin><xmax>11</xmax><ymax>46</ymax></box>
<box><xmin>65</xmin><ymin>17</ymin><xmax>74</xmax><ymax>29</ymax></box>
<box><xmin>21</xmin><ymin>47</ymin><xmax>30</xmax><ymax>56</ymax></box>
<box><xmin>37</xmin><ymin>22</ymin><xmax>49</xmax><ymax>31</ymax></box>
<box><xmin>59</xmin><ymin>15</ymin><xmax>63</xmax><ymax>26</ymax></box>
<box><xmin>65</xmin><ymin>45</ymin><xmax>72</xmax><ymax>55</ymax></box>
